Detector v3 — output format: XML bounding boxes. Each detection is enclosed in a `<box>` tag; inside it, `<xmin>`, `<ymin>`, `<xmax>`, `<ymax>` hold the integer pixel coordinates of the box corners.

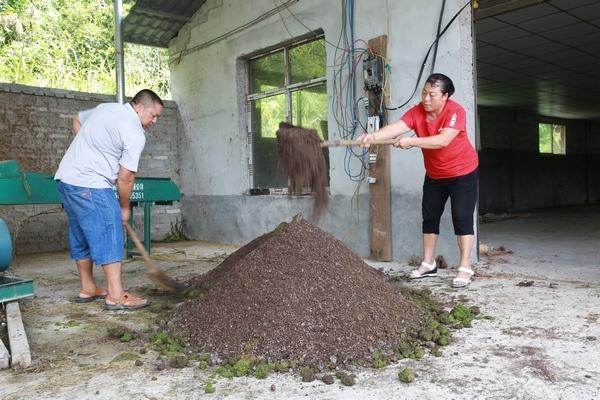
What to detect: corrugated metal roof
<box><xmin>122</xmin><ymin>0</ymin><xmax>207</xmax><ymax>48</ymax></box>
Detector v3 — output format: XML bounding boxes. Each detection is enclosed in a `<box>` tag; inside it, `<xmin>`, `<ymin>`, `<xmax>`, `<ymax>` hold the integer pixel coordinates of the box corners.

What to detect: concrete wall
<box><xmin>0</xmin><ymin>83</ymin><xmax>182</xmax><ymax>254</ymax></box>
<box><xmin>478</xmin><ymin>106</ymin><xmax>600</xmax><ymax>213</ymax></box>
<box><xmin>169</xmin><ymin>0</ymin><xmax>476</xmax><ymax>262</ymax></box>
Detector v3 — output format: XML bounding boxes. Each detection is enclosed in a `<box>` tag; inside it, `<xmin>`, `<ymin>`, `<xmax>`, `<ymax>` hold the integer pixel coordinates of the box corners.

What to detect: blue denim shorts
<box><xmin>56</xmin><ymin>181</ymin><xmax>123</xmax><ymax>265</ymax></box>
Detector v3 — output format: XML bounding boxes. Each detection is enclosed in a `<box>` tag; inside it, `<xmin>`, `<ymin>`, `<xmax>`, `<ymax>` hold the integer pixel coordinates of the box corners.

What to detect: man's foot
<box><xmin>105</xmin><ymin>292</ymin><xmax>151</xmax><ymax>311</ymax></box>
<box><xmin>75</xmin><ymin>288</ymin><xmax>108</xmax><ymax>303</ymax></box>
<box><xmin>408</xmin><ymin>260</ymin><xmax>437</xmax><ymax>279</ymax></box>
<box><xmin>452</xmin><ymin>267</ymin><xmax>474</xmax><ymax>288</ymax></box>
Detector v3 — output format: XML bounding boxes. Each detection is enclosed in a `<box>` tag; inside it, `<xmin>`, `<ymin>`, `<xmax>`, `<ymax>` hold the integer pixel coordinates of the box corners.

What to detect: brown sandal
<box><xmin>104</xmin><ymin>292</ymin><xmax>150</xmax><ymax>311</ymax></box>
<box><xmin>75</xmin><ymin>288</ymin><xmax>108</xmax><ymax>303</ymax></box>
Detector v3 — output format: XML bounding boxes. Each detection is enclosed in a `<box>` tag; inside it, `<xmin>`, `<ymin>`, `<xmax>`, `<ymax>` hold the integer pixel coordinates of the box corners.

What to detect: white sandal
<box><xmin>452</xmin><ymin>267</ymin><xmax>474</xmax><ymax>288</ymax></box>
<box><xmin>408</xmin><ymin>260</ymin><xmax>437</xmax><ymax>279</ymax></box>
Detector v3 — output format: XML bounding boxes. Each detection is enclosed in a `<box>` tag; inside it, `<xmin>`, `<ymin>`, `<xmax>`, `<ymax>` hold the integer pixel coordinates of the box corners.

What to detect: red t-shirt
<box><xmin>400</xmin><ymin>99</ymin><xmax>478</xmax><ymax>179</ymax></box>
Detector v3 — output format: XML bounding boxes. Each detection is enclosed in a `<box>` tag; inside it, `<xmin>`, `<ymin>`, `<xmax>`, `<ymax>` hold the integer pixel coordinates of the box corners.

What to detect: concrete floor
<box><xmin>479</xmin><ymin>206</ymin><xmax>600</xmax><ymax>281</ymax></box>
<box><xmin>0</xmin><ymin>206</ymin><xmax>599</xmax><ymax>399</ymax></box>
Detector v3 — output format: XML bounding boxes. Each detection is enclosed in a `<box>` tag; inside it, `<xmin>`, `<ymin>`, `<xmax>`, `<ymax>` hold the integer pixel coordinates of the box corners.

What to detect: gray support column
<box><xmin>114</xmin><ymin>0</ymin><xmax>125</xmax><ymax>103</ymax></box>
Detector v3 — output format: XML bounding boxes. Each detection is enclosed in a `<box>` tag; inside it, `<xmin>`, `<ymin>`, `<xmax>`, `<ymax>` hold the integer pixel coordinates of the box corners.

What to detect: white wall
<box><xmin>169</xmin><ymin>0</ymin><xmax>476</xmax><ymax>261</ymax></box>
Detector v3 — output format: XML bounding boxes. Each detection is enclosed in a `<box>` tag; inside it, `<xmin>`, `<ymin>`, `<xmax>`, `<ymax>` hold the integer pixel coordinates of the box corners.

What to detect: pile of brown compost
<box><xmin>276</xmin><ymin>122</ymin><xmax>329</xmax><ymax>219</ymax></box>
<box><xmin>170</xmin><ymin>215</ymin><xmax>425</xmax><ymax>367</ymax></box>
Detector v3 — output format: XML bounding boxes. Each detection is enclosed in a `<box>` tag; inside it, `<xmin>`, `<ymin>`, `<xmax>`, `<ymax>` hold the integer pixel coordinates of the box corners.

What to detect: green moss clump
<box><xmin>272</xmin><ymin>222</ymin><xmax>288</xmax><ymax>234</ymax></box>
<box><xmin>399</xmin><ymin>286</ymin><xmax>445</xmax><ymax>317</ymax></box>
<box><xmin>203</xmin><ymin>379</ymin><xmax>216</xmax><ymax>394</ymax></box>
<box><xmin>107</xmin><ymin>326</ymin><xmax>136</xmax><ymax>342</ymax></box>
<box><xmin>418</xmin><ymin>328</ymin><xmax>434</xmax><ymax>342</ymax></box>
<box><xmin>300</xmin><ymin>367</ymin><xmax>316</xmax><ymax>382</ymax></box>
<box><xmin>198</xmin><ymin>353</ymin><xmax>210</xmax><ymax>362</ymax></box>
<box><xmin>255</xmin><ymin>363</ymin><xmax>270</xmax><ymax>379</ymax></box>
<box><xmin>120</xmin><ymin>332</ymin><xmax>135</xmax><ymax>342</ymax></box>
<box><xmin>197</xmin><ymin>361</ymin><xmax>208</xmax><ymax>370</ymax></box>
<box><xmin>274</xmin><ymin>360</ymin><xmax>290</xmax><ymax>373</ymax></box>
<box><xmin>448</xmin><ymin>304</ymin><xmax>474</xmax><ymax>328</ymax></box>
<box><xmin>111</xmin><ymin>352</ymin><xmax>140</xmax><ymax>363</ymax></box>
<box><xmin>168</xmin><ymin>355</ymin><xmax>189</xmax><ymax>368</ymax></box>
<box><xmin>180</xmin><ymin>288</ymin><xmax>200</xmax><ymax>300</ymax></box>
<box><xmin>107</xmin><ymin>327</ymin><xmax>126</xmax><ymax>338</ymax></box>
<box><xmin>372</xmin><ymin>350</ymin><xmax>389</xmax><ymax>368</ymax></box>
<box><xmin>215</xmin><ymin>365</ymin><xmax>234</xmax><ymax>379</ymax></box>
<box><xmin>421</xmin><ymin>319</ymin><xmax>451</xmax><ymax>347</ymax></box>
<box><xmin>398</xmin><ymin>368</ymin><xmax>415</xmax><ymax>383</ymax></box>
<box><xmin>151</xmin><ymin>331</ymin><xmax>182</xmax><ymax>354</ymax></box>
<box><xmin>233</xmin><ymin>357</ymin><xmax>253</xmax><ymax>377</ymax></box>
<box><xmin>335</xmin><ymin>371</ymin><xmax>356</xmax><ymax>386</ymax></box>
<box><xmin>413</xmin><ymin>347</ymin><xmax>425</xmax><ymax>359</ymax></box>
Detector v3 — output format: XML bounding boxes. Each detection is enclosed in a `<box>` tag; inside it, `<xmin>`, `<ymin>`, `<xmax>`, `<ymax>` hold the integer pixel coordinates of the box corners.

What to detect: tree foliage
<box><xmin>0</xmin><ymin>0</ymin><xmax>171</xmax><ymax>98</ymax></box>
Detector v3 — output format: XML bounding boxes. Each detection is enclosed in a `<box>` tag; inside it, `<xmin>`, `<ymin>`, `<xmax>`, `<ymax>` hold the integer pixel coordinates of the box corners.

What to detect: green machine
<box><xmin>0</xmin><ymin>160</ymin><xmax>181</xmax><ymax>300</ymax></box>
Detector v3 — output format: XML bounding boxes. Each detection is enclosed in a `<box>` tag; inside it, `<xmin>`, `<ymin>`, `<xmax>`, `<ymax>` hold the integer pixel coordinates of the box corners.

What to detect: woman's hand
<box><xmin>357</xmin><ymin>133</ymin><xmax>375</xmax><ymax>148</ymax></box>
<box><xmin>394</xmin><ymin>136</ymin><xmax>414</xmax><ymax>149</ymax></box>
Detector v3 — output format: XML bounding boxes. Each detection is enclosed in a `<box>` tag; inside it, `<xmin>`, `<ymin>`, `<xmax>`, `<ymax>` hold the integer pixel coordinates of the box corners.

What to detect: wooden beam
<box><xmin>367</xmin><ymin>35</ymin><xmax>392</xmax><ymax>261</ymax></box>
<box><xmin>6</xmin><ymin>302</ymin><xmax>31</xmax><ymax>369</ymax></box>
<box><xmin>0</xmin><ymin>336</ymin><xmax>9</xmax><ymax>369</ymax></box>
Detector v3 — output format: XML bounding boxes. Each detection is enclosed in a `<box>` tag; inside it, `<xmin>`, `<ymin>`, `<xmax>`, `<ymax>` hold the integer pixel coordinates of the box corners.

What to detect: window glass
<box><xmin>289</xmin><ymin>39</ymin><xmax>326</xmax><ymax>84</ymax></box>
<box><xmin>247</xmin><ymin>36</ymin><xmax>327</xmax><ymax>189</ymax></box>
<box><xmin>539</xmin><ymin>123</ymin><xmax>552</xmax><ymax>153</ymax></box>
<box><xmin>538</xmin><ymin>123</ymin><xmax>566</xmax><ymax>155</ymax></box>
<box><xmin>249</xmin><ymin>51</ymin><xmax>284</xmax><ymax>93</ymax></box>
<box><xmin>251</xmin><ymin>94</ymin><xmax>288</xmax><ymax>188</ymax></box>
<box><xmin>291</xmin><ymin>84</ymin><xmax>328</xmax><ymax>140</ymax></box>
<box><xmin>292</xmin><ymin>84</ymin><xmax>330</xmax><ymax>184</ymax></box>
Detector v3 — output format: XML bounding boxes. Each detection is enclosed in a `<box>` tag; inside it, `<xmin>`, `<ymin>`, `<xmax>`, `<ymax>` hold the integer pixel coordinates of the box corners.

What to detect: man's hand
<box><xmin>121</xmin><ymin>207</ymin><xmax>130</xmax><ymax>224</ymax></box>
<box><xmin>117</xmin><ymin>166</ymin><xmax>136</xmax><ymax>220</ymax></box>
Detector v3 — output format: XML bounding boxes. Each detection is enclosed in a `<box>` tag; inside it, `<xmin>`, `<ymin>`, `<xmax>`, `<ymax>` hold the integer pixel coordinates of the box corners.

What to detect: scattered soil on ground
<box><xmin>170</xmin><ymin>215</ymin><xmax>424</xmax><ymax>367</ymax></box>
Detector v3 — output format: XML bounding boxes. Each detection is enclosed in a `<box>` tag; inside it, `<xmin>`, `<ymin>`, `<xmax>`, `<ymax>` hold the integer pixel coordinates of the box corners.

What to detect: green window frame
<box><xmin>246</xmin><ymin>35</ymin><xmax>328</xmax><ymax>189</ymax></box>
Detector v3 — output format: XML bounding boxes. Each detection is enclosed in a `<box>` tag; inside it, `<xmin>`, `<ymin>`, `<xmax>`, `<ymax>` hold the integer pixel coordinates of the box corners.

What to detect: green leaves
<box><xmin>0</xmin><ymin>0</ymin><xmax>170</xmax><ymax>98</ymax></box>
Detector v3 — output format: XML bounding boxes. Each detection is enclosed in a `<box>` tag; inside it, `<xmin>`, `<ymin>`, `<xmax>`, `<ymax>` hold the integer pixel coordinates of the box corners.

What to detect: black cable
<box><xmin>384</xmin><ymin>0</ymin><xmax>471</xmax><ymax>111</ymax></box>
<box><xmin>431</xmin><ymin>0</ymin><xmax>446</xmax><ymax>74</ymax></box>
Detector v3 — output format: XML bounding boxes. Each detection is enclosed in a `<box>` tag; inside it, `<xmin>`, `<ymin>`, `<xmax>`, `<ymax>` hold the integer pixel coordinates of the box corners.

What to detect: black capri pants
<box><xmin>422</xmin><ymin>168</ymin><xmax>478</xmax><ymax>235</ymax></box>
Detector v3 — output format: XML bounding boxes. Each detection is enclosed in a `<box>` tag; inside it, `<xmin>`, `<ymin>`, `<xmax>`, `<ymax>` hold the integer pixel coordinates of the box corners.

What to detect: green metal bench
<box><xmin>0</xmin><ymin>159</ymin><xmax>181</xmax><ymax>273</ymax></box>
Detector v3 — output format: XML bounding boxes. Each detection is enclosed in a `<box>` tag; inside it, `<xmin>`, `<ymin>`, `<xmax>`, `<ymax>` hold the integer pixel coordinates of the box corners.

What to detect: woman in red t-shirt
<box><xmin>359</xmin><ymin>73</ymin><xmax>478</xmax><ymax>288</ymax></box>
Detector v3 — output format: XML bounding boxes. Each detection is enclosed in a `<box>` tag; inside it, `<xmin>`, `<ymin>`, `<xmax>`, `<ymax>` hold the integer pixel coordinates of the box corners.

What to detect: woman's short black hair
<box><xmin>425</xmin><ymin>73</ymin><xmax>455</xmax><ymax>97</ymax></box>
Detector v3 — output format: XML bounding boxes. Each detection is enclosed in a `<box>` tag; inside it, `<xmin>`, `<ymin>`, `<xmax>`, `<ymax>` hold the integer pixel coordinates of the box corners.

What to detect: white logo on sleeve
<box><xmin>449</xmin><ymin>113</ymin><xmax>457</xmax><ymax>127</ymax></box>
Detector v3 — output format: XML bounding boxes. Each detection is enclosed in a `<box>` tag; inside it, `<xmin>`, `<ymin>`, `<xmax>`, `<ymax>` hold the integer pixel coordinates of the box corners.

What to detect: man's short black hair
<box><xmin>131</xmin><ymin>89</ymin><xmax>163</xmax><ymax>107</ymax></box>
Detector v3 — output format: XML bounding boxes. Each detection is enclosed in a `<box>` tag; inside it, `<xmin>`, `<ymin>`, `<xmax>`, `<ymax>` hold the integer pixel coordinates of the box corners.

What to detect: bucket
<box><xmin>0</xmin><ymin>218</ymin><xmax>13</xmax><ymax>272</ymax></box>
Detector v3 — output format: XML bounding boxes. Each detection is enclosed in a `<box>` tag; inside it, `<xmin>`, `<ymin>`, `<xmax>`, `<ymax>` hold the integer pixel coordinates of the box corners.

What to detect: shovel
<box><xmin>320</xmin><ymin>138</ymin><xmax>398</xmax><ymax>147</ymax></box>
<box><xmin>124</xmin><ymin>221</ymin><xmax>186</xmax><ymax>293</ymax></box>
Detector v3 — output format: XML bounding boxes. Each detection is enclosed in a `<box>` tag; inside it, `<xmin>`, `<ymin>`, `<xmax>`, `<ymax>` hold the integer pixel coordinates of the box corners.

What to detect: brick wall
<box><xmin>0</xmin><ymin>83</ymin><xmax>182</xmax><ymax>254</ymax></box>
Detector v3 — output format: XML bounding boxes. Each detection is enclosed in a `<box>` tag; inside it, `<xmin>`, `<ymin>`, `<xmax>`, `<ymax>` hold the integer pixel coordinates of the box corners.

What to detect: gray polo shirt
<box><xmin>55</xmin><ymin>103</ymin><xmax>146</xmax><ymax>189</ymax></box>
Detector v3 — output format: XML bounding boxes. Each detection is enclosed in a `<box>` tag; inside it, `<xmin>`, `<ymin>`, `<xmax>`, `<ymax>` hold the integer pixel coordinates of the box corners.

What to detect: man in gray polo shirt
<box><xmin>55</xmin><ymin>89</ymin><xmax>163</xmax><ymax>310</ymax></box>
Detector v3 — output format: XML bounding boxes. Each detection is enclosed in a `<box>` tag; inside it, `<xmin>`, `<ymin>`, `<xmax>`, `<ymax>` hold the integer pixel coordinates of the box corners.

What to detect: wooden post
<box><xmin>367</xmin><ymin>35</ymin><xmax>392</xmax><ymax>261</ymax></box>
<box><xmin>0</xmin><ymin>335</ymin><xmax>9</xmax><ymax>369</ymax></box>
<box><xmin>6</xmin><ymin>301</ymin><xmax>31</xmax><ymax>368</ymax></box>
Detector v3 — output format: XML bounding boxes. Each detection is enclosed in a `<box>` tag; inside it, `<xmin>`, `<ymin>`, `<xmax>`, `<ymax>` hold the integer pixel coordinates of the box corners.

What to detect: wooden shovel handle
<box><xmin>320</xmin><ymin>139</ymin><xmax>398</xmax><ymax>147</ymax></box>
<box><xmin>124</xmin><ymin>222</ymin><xmax>154</xmax><ymax>267</ymax></box>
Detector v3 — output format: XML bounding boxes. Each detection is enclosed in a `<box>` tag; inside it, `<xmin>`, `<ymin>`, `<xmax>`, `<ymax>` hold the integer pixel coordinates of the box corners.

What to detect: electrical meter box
<box><xmin>363</xmin><ymin>55</ymin><xmax>384</xmax><ymax>92</ymax></box>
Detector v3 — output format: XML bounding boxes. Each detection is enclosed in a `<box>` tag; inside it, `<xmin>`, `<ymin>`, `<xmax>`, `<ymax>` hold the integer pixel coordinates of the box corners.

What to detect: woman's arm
<box><xmin>357</xmin><ymin>118</ymin><xmax>411</xmax><ymax>147</ymax></box>
<box><xmin>396</xmin><ymin>127</ymin><xmax>460</xmax><ymax>149</ymax></box>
